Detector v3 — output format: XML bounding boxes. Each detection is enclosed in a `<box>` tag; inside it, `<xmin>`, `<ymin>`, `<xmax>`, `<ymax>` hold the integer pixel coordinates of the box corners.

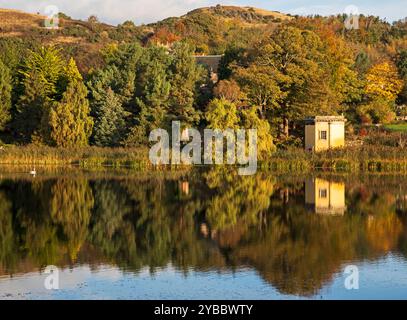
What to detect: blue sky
<box><xmin>0</xmin><ymin>0</ymin><xmax>405</xmax><ymax>25</ymax></box>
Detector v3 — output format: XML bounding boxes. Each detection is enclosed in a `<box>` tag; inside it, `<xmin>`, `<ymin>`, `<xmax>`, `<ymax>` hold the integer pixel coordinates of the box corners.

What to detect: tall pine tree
<box><xmin>92</xmin><ymin>88</ymin><xmax>128</xmax><ymax>146</ymax></box>
<box><xmin>125</xmin><ymin>46</ymin><xmax>171</xmax><ymax>146</ymax></box>
<box><xmin>48</xmin><ymin>58</ymin><xmax>93</xmax><ymax>147</ymax></box>
<box><xmin>168</xmin><ymin>42</ymin><xmax>203</xmax><ymax>126</ymax></box>
<box><xmin>15</xmin><ymin>46</ymin><xmax>64</xmax><ymax>142</ymax></box>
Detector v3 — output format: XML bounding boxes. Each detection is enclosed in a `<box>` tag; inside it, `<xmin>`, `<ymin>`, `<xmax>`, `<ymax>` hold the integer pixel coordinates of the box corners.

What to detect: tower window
<box><xmin>319</xmin><ymin>189</ymin><xmax>328</xmax><ymax>198</ymax></box>
<box><xmin>319</xmin><ymin>130</ymin><xmax>327</xmax><ymax>140</ymax></box>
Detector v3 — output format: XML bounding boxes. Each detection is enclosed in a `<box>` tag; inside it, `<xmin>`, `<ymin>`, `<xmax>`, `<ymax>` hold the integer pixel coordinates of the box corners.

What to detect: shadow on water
<box><xmin>1</xmin><ymin>166</ymin><xmax>407</xmax><ymax>297</ymax></box>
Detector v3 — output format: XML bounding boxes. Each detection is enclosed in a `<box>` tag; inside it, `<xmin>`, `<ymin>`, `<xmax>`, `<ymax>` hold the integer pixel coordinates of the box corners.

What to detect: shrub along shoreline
<box><xmin>1</xmin><ymin>145</ymin><xmax>407</xmax><ymax>173</ymax></box>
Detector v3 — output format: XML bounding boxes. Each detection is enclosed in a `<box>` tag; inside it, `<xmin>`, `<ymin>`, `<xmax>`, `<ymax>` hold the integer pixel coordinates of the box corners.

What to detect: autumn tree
<box><xmin>233</xmin><ymin>27</ymin><xmax>327</xmax><ymax>135</ymax></box>
<box><xmin>232</xmin><ymin>26</ymin><xmax>361</xmax><ymax>139</ymax></box>
<box><xmin>205</xmin><ymin>98</ymin><xmax>275</xmax><ymax>159</ymax></box>
<box><xmin>150</xmin><ymin>27</ymin><xmax>181</xmax><ymax>46</ymax></box>
<box><xmin>234</xmin><ymin>63</ymin><xmax>284</xmax><ymax>120</ymax></box>
<box><xmin>205</xmin><ymin>98</ymin><xmax>240</xmax><ymax>129</ymax></box>
<box><xmin>213</xmin><ymin>79</ymin><xmax>244</xmax><ymax>103</ymax></box>
<box><xmin>357</xmin><ymin>99</ymin><xmax>396</xmax><ymax>124</ymax></box>
<box><xmin>365</xmin><ymin>61</ymin><xmax>403</xmax><ymax>102</ymax></box>
<box><xmin>240</xmin><ymin>107</ymin><xmax>276</xmax><ymax>159</ymax></box>
<box><xmin>360</xmin><ymin>61</ymin><xmax>404</xmax><ymax>123</ymax></box>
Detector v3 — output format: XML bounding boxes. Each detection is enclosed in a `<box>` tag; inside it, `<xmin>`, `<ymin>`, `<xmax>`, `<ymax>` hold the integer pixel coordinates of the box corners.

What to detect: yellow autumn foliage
<box><xmin>365</xmin><ymin>61</ymin><xmax>403</xmax><ymax>101</ymax></box>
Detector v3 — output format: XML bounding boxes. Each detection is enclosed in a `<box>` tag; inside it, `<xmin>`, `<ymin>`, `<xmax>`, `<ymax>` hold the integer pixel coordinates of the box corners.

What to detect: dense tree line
<box><xmin>217</xmin><ymin>24</ymin><xmax>407</xmax><ymax>144</ymax></box>
<box><xmin>1</xmin><ymin>11</ymin><xmax>407</xmax><ymax>150</ymax></box>
<box><xmin>0</xmin><ymin>41</ymin><xmax>210</xmax><ymax>147</ymax></box>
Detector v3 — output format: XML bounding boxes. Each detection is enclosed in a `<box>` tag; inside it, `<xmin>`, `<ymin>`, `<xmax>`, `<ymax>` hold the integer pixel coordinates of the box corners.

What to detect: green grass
<box><xmin>0</xmin><ymin>145</ymin><xmax>152</xmax><ymax>169</ymax></box>
<box><xmin>2</xmin><ymin>144</ymin><xmax>407</xmax><ymax>173</ymax></box>
<box><xmin>262</xmin><ymin>145</ymin><xmax>407</xmax><ymax>173</ymax></box>
<box><xmin>384</xmin><ymin>123</ymin><xmax>407</xmax><ymax>132</ymax></box>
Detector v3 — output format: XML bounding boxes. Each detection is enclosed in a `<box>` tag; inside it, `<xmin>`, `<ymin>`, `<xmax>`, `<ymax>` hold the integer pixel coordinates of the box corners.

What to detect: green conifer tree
<box><xmin>168</xmin><ymin>42</ymin><xmax>203</xmax><ymax>126</ymax></box>
<box><xmin>92</xmin><ymin>88</ymin><xmax>128</xmax><ymax>146</ymax></box>
<box><xmin>125</xmin><ymin>46</ymin><xmax>171</xmax><ymax>146</ymax></box>
<box><xmin>48</xmin><ymin>58</ymin><xmax>93</xmax><ymax>147</ymax></box>
<box><xmin>15</xmin><ymin>46</ymin><xmax>64</xmax><ymax>142</ymax></box>
<box><xmin>0</xmin><ymin>59</ymin><xmax>12</xmax><ymax>131</ymax></box>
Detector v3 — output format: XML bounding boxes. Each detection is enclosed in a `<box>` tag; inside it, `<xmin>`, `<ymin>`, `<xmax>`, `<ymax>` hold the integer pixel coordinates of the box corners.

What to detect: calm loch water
<box><xmin>0</xmin><ymin>168</ymin><xmax>407</xmax><ymax>299</ymax></box>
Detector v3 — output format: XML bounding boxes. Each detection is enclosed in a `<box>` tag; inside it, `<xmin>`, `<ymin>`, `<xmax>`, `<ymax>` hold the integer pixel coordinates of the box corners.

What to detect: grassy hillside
<box><xmin>0</xmin><ymin>5</ymin><xmax>294</xmax><ymax>67</ymax></box>
<box><xmin>185</xmin><ymin>6</ymin><xmax>292</xmax><ymax>23</ymax></box>
<box><xmin>1</xmin><ymin>6</ymin><xmax>406</xmax><ymax>76</ymax></box>
<box><xmin>149</xmin><ymin>5</ymin><xmax>292</xmax><ymax>54</ymax></box>
<box><xmin>0</xmin><ymin>8</ymin><xmax>147</xmax><ymax>72</ymax></box>
<box><xmin>0</xmin><ymin>8</ymin><xmax>46</xmax><ymax>32</ymax></box>
<box><xmin>0</xmin><ymin>9</ymin><xmax>116</xmax><ymax>42</ymax></box>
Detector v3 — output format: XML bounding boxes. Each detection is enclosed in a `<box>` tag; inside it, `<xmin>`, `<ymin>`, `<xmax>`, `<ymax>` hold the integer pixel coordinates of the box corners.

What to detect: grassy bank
<box><xmin>384</xmin><ymin>123</ymin><xmax>407</xmax><ymax>132</ymax></box>
<box><xmin>1</xmin><ymin>145</ymin><xmax>407</xmax><ymax>173</ymax></box>
<box><xmin>262</xmin><ymin>146</ymin><xmax>407</xmax><ymax>173</ymax></box>
<box><xmin>0</xmin><ymin>145</ymin><xmax>152</xmax><ymax>169</ymax></box>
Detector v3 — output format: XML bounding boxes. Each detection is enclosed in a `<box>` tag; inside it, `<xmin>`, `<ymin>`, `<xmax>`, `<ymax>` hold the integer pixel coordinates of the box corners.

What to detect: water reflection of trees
<box><xmin>0</xmin><ymin>172</ymin><xmax>407</xmax><ymax>296</ymax></box>
<box><xmin>0</xmin><ymin>191</ymin><xmax>14</xmax><ymax>270</ymax></box>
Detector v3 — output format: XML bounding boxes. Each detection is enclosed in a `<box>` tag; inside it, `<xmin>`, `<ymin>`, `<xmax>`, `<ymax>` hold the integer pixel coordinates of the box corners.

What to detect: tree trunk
<box><xmin>283</xmin><ymin>118</ymin><xmax>289</xmax><ymax>138</ymax></box>
<box><xmin>259</xmin><ymin>105</ymin><xmax>264</xmax><ymax>119</ymax></box>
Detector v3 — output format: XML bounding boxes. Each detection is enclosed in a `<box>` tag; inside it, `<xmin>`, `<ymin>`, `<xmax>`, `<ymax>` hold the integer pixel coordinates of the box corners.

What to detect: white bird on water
<box><xmin>30</xmin><ymin>167</ymin><xmax>36</xmax><ymax>176</ymax></box>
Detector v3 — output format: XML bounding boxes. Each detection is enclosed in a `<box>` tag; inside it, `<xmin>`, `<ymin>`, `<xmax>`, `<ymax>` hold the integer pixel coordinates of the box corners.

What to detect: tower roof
<box><xmin>305</xmin><ymin>116</ymin><xmax>346</xmax><ymax>124</ymax></box>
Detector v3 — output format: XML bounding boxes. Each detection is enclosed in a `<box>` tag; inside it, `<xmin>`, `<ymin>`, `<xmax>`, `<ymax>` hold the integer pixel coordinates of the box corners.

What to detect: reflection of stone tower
<box><xmin>305</xmin><ymin>178</ymin><xmax>346</xmax><ymax>215</ymax></box>
<box><xmin>180</xmin><ymin>181</ymin><xmax>189</xmax><ymax>196</ymax></box>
